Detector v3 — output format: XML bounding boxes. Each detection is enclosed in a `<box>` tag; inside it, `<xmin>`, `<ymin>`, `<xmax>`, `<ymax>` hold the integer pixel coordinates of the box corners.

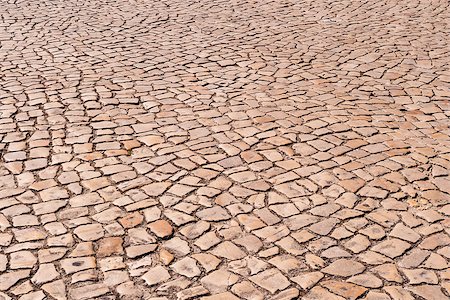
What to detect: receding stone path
<box><xmin>0</xmin><ymin>0</ymin><xmax>449</xmax><ymax>299</ymax></box>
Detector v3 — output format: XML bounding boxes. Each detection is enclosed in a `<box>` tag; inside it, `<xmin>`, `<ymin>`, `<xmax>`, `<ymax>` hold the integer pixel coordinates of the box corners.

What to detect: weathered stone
<box><xmin>322</xmin><ymin>259</ymin><xmax>365</xmax><ymax>277</ymax></box>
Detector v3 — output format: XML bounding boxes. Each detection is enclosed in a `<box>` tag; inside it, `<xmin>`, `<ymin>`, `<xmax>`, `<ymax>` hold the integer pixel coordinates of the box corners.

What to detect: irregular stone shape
<box><xmin>69</xmin><ymin>193</ymin><xmax>103</xmax><ymax>207</ymax></box>
<box><xmin>18</xmin><ymin>291</ymin><xmax>45</xmax><ymax>300</ymax></box>
<box><xmin>125</xmin><ymin>244</ymin><xmax>157</xmax><ymax>258</ymax></box>
<box><xmin>92</xmin><ymin>207</ymin><xmax>125</xmax><ymax>223</ymax></box>
<box><xmin>0</xmin><ymin>254</ymin><xmax>6</xmax><ymax>272</ymax></box>
<box><xmin>357</xmin><ymin>186</ymin><xmax>388</xmax><ymax>199</ymax></box>
<box><xmin>196</xmin><ymin>206</ymin><xmax>231</xmax><ymax>221</ymax></box>
<box><xmin>201</xmin><ymin>269</ymin><xmax>239</xmax><ymax>293</ymax></box>
<box><xmin>347</xmin><ymin>273</ymin><xmax>383</xmax><ymax>288</ymax></box>
<box><xmin>3</xmin><ymin>2</ymin><xmax>450</xmax><ymax>299</ymax></box>
<box><xmin>191</xmin><ymin>253</ymin><xmax>221</xmax><ymax>272</ymax></box>
<box><xmin>402</xmin><ymin>268</ymin><xmax>438</xmax><ymax>284</ymax></box>
<box><xmin>142</xmin><ymin>266</ymin><xmax>171</xmax><ymax>286</ymax></box>
<box><xmin>195</xmin><ymin>232</ymin><xmax>221</xmax><ymax>250</ymax></box>
<box><xmin>163</xmin><ymin>237</ymin><xmax>191</xmax><ymax>256</ymax></box>
<box><xmin>422</xmin><ymin>253</ymin><xmax>448</xmax><ymax>269</ymax></box>
<box><xmin>371</xmin><ymin>238</ymin><xmax>411</xmax><ymax>258</ymax></box>
<box><xmin>398</xmin><ymin>249</ymin><xmax>430</xmax><ymax>268</ymax></box>
<box><xmin>73</xmin><ymin>223</ymin><xmax>104</xmax><ymax>241</ymax></box>
<box><xmin>33</xmin><ymin>200</ymin><xmax>67</xmax><ymax>215</ymax></box>
<box><xmin>60</xmin><ymin>257</ymin><xmax>96</xmax><ymax>274</ymax></box>
<box><xmin>119</xmin><ymin>212</ymin><xmax>144</xmax><ymax>228</ymax></box>
<box><xmin>389</xmin><ymin>223</ymin><xmax>421</xmax><ymax>243</ymax></box>
<box><xmin>148</xmin><ymin>220</ymin><xmax>173</xmax><ymax>238</ymax></box>
<box><xmin>9</xmin><ymin>250</ymin><xmax>37</xmax><ymax>269</ymax></box>
<box><xmin>268</xmin><ymin>254</ymin><xmax>307</xmax><ymax>274</ymax></box>
<box><xmin>344</xmin><ymin>234</ymin><xmax>371</xmax><ymax>254</ymax></box>
<box><xmin>303</xmin><ymin>286</ymin><xmax>346</xmax><ymax>300</ymax></box>
<box><xmin>322</xmin><ymin>259</ymin><xmax>365</xmax><ymax>277</ymax></box>
<box><xmin>371</xmin><ymin>264</ymin><xmax>403</xmax><ymax>283</ymax></box>
<box><xmin>291</xmin><ymin>272</ymin><xmax>324</xmax><ymax>290</ymax></box>
<box><xmin>232</xmin><ymin>281</ymin><xmax>264</xmax><ymax>300</ymax></box>
<box><xmin>103</xmin><ymin>270</ymin><xmax>130</xmax><ymax>286</ymax></box>
<box><xmin>41</xmin><ymin>280</ymin><xmax>67</xmax><ymax>300</ymax></box>
<box><xmin>211</xmin><ymin>241</ymin><xmax>246</xmax><ymax>260</ymax></box>
<box><xmin>253</xmin><ymin>225</ymin><xmax>290</xmax><ymax>243</ymax></box>
<box><xmin>70</xmin><ymin>242</ymin><xmax>94</xmax><ymax>257</ymax></box>
<box><xmin>171</xmin><ymin>257</ymin><xmax>201</xmax><ymax>278</ymax></box>
<box><xmin>0</xmin><ymin>270</ymin><xmax>30</xmax><ymax>291</ymax></box>
<box><xmin>32</xmin><ymin>263</ymin><xmax>59</xmax><ymax>284</ymax></box>
<box><xmin>309</xmin><ymin>218</ymin><xmax>339</xmax><ymax>235</ymax></box>
<box><xmin>13</xmin><ymin>228</ymin><xmax>47</xmax><ymax>242</ymax></box>
<box><xmin>180</xmin><ymin>221</ymin><xmax>210</xmax><ymax>239</ymax></box>
<box><xmin>164</xmin><ymin>209</ymin><xmax>195</xmax><ymax>226</ymax></box>
<box><xmin>38</xmin><ymin>248</ymin><xmax>67</xmax><ymax>263</ymax></box>
<box><xmin>69</xmin><ymin>283</ymin><xmax>109</xmax><ymax>300</ymax></box>
<box><xmin>138</xmin><ymin>135</ymin><xmax>164</xmax><ymax>146</ymax></box>
<box><xmin>383</xmin><ymin>286</ymin><xmax>415</xmax><ymax>300</ymax></box>
<box><xmin>407</xmin><ymin>285</ymin><xmax>448</xmax><ymax>300</ymax></box>
<box><xmin>97</xmin><ymin>237</ymin><xmax>124</xmax><ymax>257</ymax></box>
<box><xmin>249</xmin><ymin>268</ymin><xmax>290</xmax><ymax>294</ymax></box>
<box><xmin>364</xmin><ymin>291</ymin><xmax>391</xmax><ymax>300</ymax></box>
<box><xmin>419</xmin><ymin>233</ymin><xmax>450</xmax><ymax>250</ymax></box>
<box><xmin>321</xmin><ymin>280</ymin><xmax>367</xmax><ymax>300</ymax></box>
<box><xmin>176</xmin><ymin>286</ymin><xmax>209</xmax><ymax>300</ymax></box>
<box><xmin>116</xmin><ymin>281</ymin><xmax>143</xmax><ymax>298</ymax></box>
<box><xmin>285</xmin><ymin>214</ymin><xmax>320</xmax><ymax>230</ymax></box>
<box><xmin>201</xmin><ymin>292</ymin><xmax>241</xmax><ymax>300</ymax></box>
<box><xmin>142</xmin><ymin>182</ymin><xmax>171</xmax><ymax>196</ymax></box>
<box><xmin>268</xmin><ymin>288</ymin><xmax>300</xmax><ymax>300</ymax></box>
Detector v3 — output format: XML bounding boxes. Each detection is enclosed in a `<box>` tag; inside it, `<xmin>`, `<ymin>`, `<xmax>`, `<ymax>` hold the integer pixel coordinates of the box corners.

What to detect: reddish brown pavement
<box><xmin>0</xmin><ymin>0</ymin><xmax>449</xmax><ymax>299</ymax></box>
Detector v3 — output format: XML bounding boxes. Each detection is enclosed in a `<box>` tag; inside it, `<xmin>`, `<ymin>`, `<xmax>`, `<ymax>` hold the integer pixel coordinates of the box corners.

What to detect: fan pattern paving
<box><xmin>0</xmin><ymin>0</ymin><xmax>449</xmax><ymax>299</ymax></box>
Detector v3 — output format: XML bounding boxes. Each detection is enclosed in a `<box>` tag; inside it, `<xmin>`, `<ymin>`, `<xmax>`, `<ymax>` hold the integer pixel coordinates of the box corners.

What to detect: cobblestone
<box><xmin>0</xmin><ymin>0</ymin><xmax>449</xmax><ymax>299</ymax></box>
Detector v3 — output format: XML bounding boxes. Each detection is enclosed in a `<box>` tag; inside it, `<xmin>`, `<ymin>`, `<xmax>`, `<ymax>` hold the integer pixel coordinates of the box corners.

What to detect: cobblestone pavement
<box><xmin>0</xmin><ymin>0</ymin><xmax>450</xmax><ymax>299</ymax></box>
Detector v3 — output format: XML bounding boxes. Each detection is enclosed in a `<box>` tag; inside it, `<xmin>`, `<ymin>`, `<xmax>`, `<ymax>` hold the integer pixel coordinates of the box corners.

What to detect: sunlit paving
<box><xmin>0</xmin><ymin>0</ymin><xmax>449</xmax><ymax>299</ymax></box>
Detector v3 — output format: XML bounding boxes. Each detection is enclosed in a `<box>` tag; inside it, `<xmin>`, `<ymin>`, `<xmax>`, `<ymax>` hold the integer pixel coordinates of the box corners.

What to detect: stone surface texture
<box><xmin>0</xmin><ymin>0</ymin><xmax>449</xmax><ymax>299</ymax></box>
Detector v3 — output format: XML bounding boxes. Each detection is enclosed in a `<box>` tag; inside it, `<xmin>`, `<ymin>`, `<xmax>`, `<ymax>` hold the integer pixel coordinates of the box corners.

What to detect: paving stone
<box><xmin>347</xmin><ymin>273</ymin><xmax>383</xmax><ymax>288</ymax></box>
<box><xmin>322</xmin><ymin>259</ymin><xmax>366</xmax><ymax>277</ymax></box>
<box><xmin>201</xmin><ymin>269</ymin><xmax>239</xmax><ymax>293</ymax></box>
<box><xmin>371</xmin><ymin>238</ymin><xmax>411</xmax><ymax>258</ymax></box>
<box><xmin>171</xmin><ymin>257</ymin><xmax>201</xmax><ymax>277</ymax></box>
<box><xmin>142</xmin><ymin>266</ymin><xmax>171</xmax><ymax>286</ymax></box>
<box><xmin>69</xmin><ymin>283</ymin><xmax>109</xmax><ymax>300</ymax></box>
<box><xmin>383</xmin><ymin>286</ymin><xmax>415</xmax><ymax>300</ymax></box>
<box><xmin>389</xmin><ymin>223</ymin><xmax>421</xmax><ymax>242</ymax></box>
<box><xmin>191</xmin><ymin>253</ymin><xmax>221</xmax><ymax>272</ymax></box>
<box><xmin>201</xmin><ymin>292</ymin><xmax>240</xmax><ymax>300</ymax></box>
<box><xmin>398</xmin><ymin>249</ymin><xmax>430</xmax><ymax>268</ymax></box>
<box><xmin>344</xmin><ymin>234</ymin><xmax>371</xmax><ymax>253</ymax></box>
<box><xmin>125</xmin><ymin>244</ymin><xmax>157</xmax><ymax>258</ymax></box>
<box><xmin>303</xmin><ymin>286</ymin><xmax>346</xmax><ymax>300</ymax></box>
<box><xmin>291</xmin><ymin>272</ymin><xmax>324</xmax><ymax>290</ymax></box>
<box><xmin>31</xmin><ymin>263</ymin><xmax>59</xmax><ymax>284</ymax></box>
<box><xmin>407</xmin><ymin>285</ymin><xmax>448</xmax><ymax>300</ymax></box>
<box><xmin>321</xmin><ymin>280</ymin><xmax>367</xmax><ymax>300</ymax></box>
<box><xmin>176</xmin><ymin>286</ymin><xmax>209</xmax><ymax>300</ymax></box>
<box><xmin>211</xmin><ymin>241</ymin><xmax>246</xmax><ymax>260</ymax></box>
<box><xmin>249</xmin><ymin>268</ymin><xmax>290</xmax><ymax>294</ymax></box>
<box><xmin>402</xmin><ymin>268</ymin><xmax>438</xmax><ymax>284</ymax></box>
<box><xmin>363</xmin><ymin>291</ymin><xmax>391</xmax><ymax>300</ymax></box>
<box><xmin>9</xmin><ymin>251</ymin><xmax>37</xmax><ymax>269</ymax></box>
<box><xmin>148</xmin><ymin>220</ymin><xmax>173</xmax><ymax>238</ymax></box>
<box><xmin>1</xmin><ymin>0</ymin><xmax>449</xmax><ymax>297</ymax></box>
<box><xmin>0</xmin><ymin>270</ymin><xmax>30</xmax><ymax>291</ymax></box>
<box><xmin>73</xmin><ymin>224</ymin><xmax>104</xmax><ymax>241</ymax></box>
<box><xmin>60</xmin><ymin>257</ymin><xmax>96</xmax><ymax>274</ymax></box>
<box><xmin>371</xmin><ymin>264</ymin><xmax>403</xmax><ymax>283</ymax></box>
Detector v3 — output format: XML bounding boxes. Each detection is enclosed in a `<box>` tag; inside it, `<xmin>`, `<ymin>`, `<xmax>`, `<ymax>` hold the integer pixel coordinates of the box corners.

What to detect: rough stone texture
<box><xmin>0</xmin><ymin>0</ymin><xmax>449</xmax><ymax>299</ymax></box>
